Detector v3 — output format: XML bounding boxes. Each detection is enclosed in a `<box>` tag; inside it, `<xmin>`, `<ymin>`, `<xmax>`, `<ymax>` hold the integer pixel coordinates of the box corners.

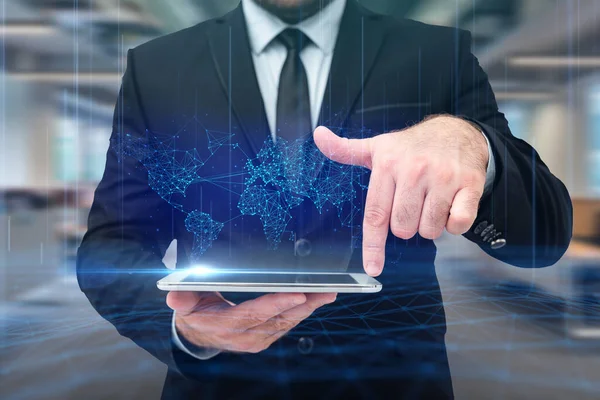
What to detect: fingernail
<box><xmin>366</xmin><ymin>262</ymin><xmax>379</xmax><ymax>276</ymax></box>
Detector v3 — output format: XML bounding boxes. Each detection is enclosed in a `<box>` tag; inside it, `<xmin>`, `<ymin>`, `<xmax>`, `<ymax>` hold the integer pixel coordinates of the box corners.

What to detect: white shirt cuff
<box><xmin>479</xmin><ymin>129</ymin><xmax>496</xmax><ymax>195</ymax></box>
<box><xmin>171</xmin><ymin>311</ymin><xmax>221</xmax><ymax>360</ymax></box>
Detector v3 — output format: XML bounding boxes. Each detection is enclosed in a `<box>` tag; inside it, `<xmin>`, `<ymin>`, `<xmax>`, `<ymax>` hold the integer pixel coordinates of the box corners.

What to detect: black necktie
<box><xmin>276</xmin><ymin>28</ymin><xmax>312</xmax><ymax>143</ymax></box>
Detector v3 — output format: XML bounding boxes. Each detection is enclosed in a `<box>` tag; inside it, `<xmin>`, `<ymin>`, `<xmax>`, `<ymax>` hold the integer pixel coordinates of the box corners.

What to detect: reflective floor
<box><xmin>1</xmin><ymin>217</ymin><xmax>600</xmax><ymax>400</ymax></box>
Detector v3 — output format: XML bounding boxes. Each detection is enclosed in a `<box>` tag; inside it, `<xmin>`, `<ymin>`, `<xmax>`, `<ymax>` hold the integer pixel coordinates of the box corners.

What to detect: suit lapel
<box><xmin>312</xmin><ymin>1</ymin><xmax>389</xmax><ymax>179</ymax></box>
<box><xmin>319</xmin><ymin>2</ymin><xmax>389</xmax><ymax>131</ymax></box>
<box><xmin>208</xmin><ymin>6</ymin><xmax>270</xmax><ymax>157</ymax></box>
<box><xmin>299</xmin><ymin>2</ymin><xmax>390</xmax><ymax>235</ymax></box>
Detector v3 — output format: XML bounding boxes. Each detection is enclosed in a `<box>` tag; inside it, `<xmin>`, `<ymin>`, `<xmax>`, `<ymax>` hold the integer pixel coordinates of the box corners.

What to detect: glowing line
<box><xmin>509</xmin><ymin>56</ymin><xmax>600</xmax><ymax>68</ymax></box>
<box><xmin>7</xmin><ymin>72</ymin><xmax>121</xmax><ymax>83</ymax></box>
<box><xmin>0</xmin><ymin>24</ymin><xmax>57</xmax><ymax>36</ymax></box>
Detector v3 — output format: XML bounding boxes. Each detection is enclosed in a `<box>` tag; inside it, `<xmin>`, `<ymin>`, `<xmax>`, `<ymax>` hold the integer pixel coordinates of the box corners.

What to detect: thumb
<box><xmin>313</xmin><ymin>126</ymin><xmax>373</xmax><ymax>169</ymax></box>
<box><xmin>166</xmin><ymin>291</ymin><xmax>223</xmax><ymax>315</ymax></box>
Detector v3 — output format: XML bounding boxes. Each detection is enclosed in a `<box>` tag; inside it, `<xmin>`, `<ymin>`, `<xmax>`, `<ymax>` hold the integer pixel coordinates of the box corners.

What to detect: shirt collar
<box><xmin>242</xmin><ymin>0</ymin><xmax>347</xmax><ymax>55</ymax></box>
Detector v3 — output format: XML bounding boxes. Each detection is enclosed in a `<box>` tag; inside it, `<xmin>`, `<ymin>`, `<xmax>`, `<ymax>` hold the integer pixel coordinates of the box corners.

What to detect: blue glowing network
<box><xmin>112</xmin><ymin>123</ymin><xmax>367</xmax><ymax>259</ymax></box>
<box><xmin>184</xmin><ymin>211</ymin><xmax>225</xmax><ymax>258</ymax></box>
<box><xmin>117</xmin><ymin>133</ymin><xmax>205</xmax><ymax>208</ymax></box>
<box><xmin>240</xmin><ymin>138</ymin><xmax>365</xmax><ymax>248</ymax></box>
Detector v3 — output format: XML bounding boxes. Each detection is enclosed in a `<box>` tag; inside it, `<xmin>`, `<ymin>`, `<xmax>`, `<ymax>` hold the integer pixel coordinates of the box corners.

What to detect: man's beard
<box><xmin>253</xmin><ymin>0</ymin><xmax>336</xmax><ymax>24</ymax></box>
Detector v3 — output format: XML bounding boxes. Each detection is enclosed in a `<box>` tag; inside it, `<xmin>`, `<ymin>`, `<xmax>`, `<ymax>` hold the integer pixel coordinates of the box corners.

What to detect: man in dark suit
<box><xmin>77</xmin><ymin>0</ymin><xmax>573</xmax><ymax>398</ymax></box>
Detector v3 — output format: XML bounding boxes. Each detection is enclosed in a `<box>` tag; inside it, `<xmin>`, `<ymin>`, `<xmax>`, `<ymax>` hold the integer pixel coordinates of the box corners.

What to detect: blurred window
<box><xmin>500</xmin><ymin>102</ymin><xmax>530</xmax><ymax>141</ymax></box>
<box><xmin>589</xmin><ymin>87</ymin><xmax>600</xmax><ymax>195</ymax></box>
<box><xmin>54</xmin><ymin>118</ymin><xmax>108</xmax><ymax>183</ymax></box>
<box><xmin>54</xmin><ymin>117</ymin><xmax>81</xmax><ymax>183</ymax></box>
<box><xmin>85</xmin><ymin>127</ymin><xmax>108</xmax><ymax>182</ymax></box>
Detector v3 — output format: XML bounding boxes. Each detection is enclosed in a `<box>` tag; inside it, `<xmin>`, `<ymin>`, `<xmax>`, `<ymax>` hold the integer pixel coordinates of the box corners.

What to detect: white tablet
<box><xmin>157</xmin><ymin>267</ymin><xmax>382</xmax><ymax>293</ymax></box>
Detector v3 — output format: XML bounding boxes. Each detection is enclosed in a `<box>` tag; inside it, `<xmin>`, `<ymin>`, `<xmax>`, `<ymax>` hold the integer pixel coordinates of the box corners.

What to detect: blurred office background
<box><xmin>1</xmin><ymin>0</ymin><xmax>600</xmax><ymax>399</ymax></box>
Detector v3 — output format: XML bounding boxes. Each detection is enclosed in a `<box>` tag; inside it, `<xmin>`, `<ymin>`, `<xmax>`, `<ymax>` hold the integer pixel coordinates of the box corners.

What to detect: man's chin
<box><xmin>256</xmin><ymin>0</ymin><xmax>321</xmax><ymax>7</ymax></box>
<box><xmin>253</xmin><ymin>0</ymin><xmax>334</xmax><ymax>23</ymax></box>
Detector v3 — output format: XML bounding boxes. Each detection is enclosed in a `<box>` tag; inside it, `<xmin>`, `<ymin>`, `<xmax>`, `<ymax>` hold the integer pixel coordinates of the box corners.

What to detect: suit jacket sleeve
<box><xmin>76</xmin><ymin>49</ymin><xmax>180</xmax><ymax>370</ymax></box>
<box><xmin>455</xmin><ymin>31</ymin><xmax>573</xmax><ymax>268</ymax></box>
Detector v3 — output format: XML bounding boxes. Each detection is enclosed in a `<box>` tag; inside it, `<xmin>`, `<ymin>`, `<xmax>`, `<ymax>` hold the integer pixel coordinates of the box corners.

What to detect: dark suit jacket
<box><xmin>77</xmin><ymin>1</ymin><xmax>573</xmax><ymax>399</ymax></box>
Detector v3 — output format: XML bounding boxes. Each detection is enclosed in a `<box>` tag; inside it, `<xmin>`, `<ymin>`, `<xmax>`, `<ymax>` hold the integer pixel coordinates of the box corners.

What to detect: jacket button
<box><xmin>474</xmin><ymin>221</ymin><xmax>488</xmax><ymax>235</ymax></box>
<box><xmin>491</xmin><ymin>239</ymin><xmax>507</xmax><ymax>250</ymax></box>
<box><xmin>483</xmin><ymin>231</ymin><xmax>497</xmax><ymax>242</ymax></box>
<box><xmin>295</xmin><ymin>238</ymin><xmax>312</xmax><ymax>257</ymax></box>
<box><xmin>298</xmin><ymin>337</ymin><xmax>314</xmax><ymax>354</ymax></box>
<box><xmin>480</xmin><ymin>224</ymin><xmax>495</xmax><ymax>238</ymax></box>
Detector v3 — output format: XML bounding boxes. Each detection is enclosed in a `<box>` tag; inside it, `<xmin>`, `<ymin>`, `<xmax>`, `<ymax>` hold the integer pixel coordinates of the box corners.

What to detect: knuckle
<box><xmin>435</xmin><ymin>168</ymin><xmax>455</xmax><ymax>185</ymax></box>
<box><xmin>377</xmin><ymin>154</ymin><xmax>397</xmax><ymax>171</ymax></box>
<box><xmin>407</xmin><ymin>162</ymin><xmax>428</xmax><ymax>185</ymax></box>
<box><xmin>462</xmin><ymin>171</ymin><xmax>484</xmax><ymax>188</ymax></box>
<box><xmin>364</xmin><ymin>206</ymin><xmax>389</xmax><ymax>228</ymax></box>
<box><xmin>272</xmin><ymin>318</ymin><xmax>291</xmax><ymax>332</ymax></box>
<box><xmin>391</xmin><ymin>212</ymin><xmax>418</xmax><ymax>239</ymax></box>
<box><xmin>392</xmin><ymin>202</ymin><xmax>419</xmax><ymax>231</ymax></box>
<box><xmin>428</xmin><ymin>198</ymin><xmax>451</xmax><ymax>220</ymax></box>
<box><xmin>465</xmin><ymin>191</ymin><xmax>483</xmax><ymax>209</ymax></box>
<box><xmin>412</xmin><ymin>155</ymin><xmax>429</xmax><ymax>171</ymax></box>
<box><xmin>394</xmin><ymin>204</ymin><xmax>411</xmax><ymax>225</ymax></box>
<box><xmin>238</xmin><ymin>311</ymin><xmax>264</xmax><ymax>327</ymax></box>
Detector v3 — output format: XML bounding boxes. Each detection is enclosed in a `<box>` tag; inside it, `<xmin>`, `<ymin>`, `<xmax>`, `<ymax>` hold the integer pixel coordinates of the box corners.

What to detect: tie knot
<box><xmin>277</xmin><ymin>28</ymin><xmax>310</xmax><ymax>52</ymax></box>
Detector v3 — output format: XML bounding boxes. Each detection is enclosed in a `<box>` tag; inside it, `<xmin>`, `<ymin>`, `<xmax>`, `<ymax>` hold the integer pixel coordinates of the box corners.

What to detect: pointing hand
<box><xmin>313</xmin><ymin>116</ymin><xmax>489</xmax><ymax>277</ymax></box>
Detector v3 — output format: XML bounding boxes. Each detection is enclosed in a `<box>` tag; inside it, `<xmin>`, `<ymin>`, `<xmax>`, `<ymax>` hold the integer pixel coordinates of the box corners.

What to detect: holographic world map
<box><xmin>114</xmin><ymin>126</ymin><xmax>368</xmax><ymax>260</ymax></box>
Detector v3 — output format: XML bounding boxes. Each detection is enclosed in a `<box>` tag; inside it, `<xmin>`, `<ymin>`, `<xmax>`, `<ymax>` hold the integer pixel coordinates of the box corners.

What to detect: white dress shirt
<box><xmin>243</xmin><ymin>0</ymin><xmax>347</xmax><ymax>137</ymax></box>
<box><xmin>173</xmin><ymin>0</ymin><xmax>496</xmax><ymax>360</ymax></box>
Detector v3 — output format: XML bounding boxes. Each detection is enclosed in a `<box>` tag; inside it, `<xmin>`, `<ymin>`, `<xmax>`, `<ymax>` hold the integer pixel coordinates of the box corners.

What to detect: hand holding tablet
<box><xmin>160</xmin><ymin>266</ymin><xmax>381</xmax><ymax>354</ymax></box>
<box><xmin>167</xmin><ymin>290</ymin><xmax>337</xmax><ymax>354</ymax></box>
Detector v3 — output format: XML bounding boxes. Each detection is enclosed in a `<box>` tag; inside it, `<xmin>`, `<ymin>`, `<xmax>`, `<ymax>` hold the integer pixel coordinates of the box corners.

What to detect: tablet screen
<box><xmin>183</xmin><ymin>272</ymin><xmax>358</xmax><ymax>285</ymax></box>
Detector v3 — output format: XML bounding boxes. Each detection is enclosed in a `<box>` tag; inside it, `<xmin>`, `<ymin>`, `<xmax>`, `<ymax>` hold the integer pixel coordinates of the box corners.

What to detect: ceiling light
<box><xmin>569</xmin><ymin>328</ymin><xmax>600</xmax><ymax>339</ymax></box>
<box><xmin>509</xmin><ymin>56</ymin><xmax>600</xmax><ymax>68</ymax></box>
<box><xmin>7</xmin><ymin>72</ymin><xmax>121</xmax><ymax>84</ymax></box>
<box><xmin>495</xmin><ymin>92</ymin><xmax>556</xmax><ymax>101</ymax></box>
<box><xmin>0</xmin><ymin>24</ymin><xmax>57</xmax><ymax>37</ymax></box>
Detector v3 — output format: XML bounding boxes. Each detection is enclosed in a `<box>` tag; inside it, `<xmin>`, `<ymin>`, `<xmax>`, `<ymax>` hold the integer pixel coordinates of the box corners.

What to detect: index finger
<box><xmin>313</xmin><ymin>126</ymin><xmax>373</xmax><ymax>168</ymax></box>
<box><xmin>362</xmin><ymin>168</ymin><xmax>395</xmax><ymax>276</ymax></box>
<box><xmin>223</xmin><ymin>293</ymin><xmax>307</xmax><ymax>330</ymax></box>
